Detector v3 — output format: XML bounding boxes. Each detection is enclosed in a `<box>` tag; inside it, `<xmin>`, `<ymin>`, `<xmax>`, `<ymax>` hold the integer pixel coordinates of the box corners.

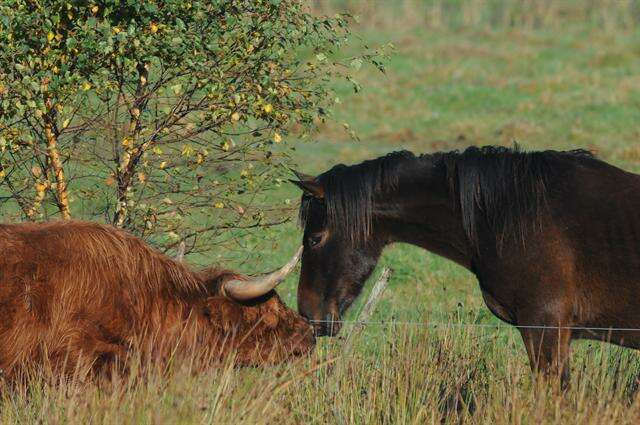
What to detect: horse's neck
<box><xmin>375</xmin><ymin>182</ymin><xmax>473</xmax><ymax>270</ymax></box>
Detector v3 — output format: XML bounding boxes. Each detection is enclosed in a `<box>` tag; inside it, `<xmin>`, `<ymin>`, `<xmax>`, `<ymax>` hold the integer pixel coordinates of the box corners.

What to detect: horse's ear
<box><xmin>290</xmin><ymin>170</ymin><xmax>325</xmax><ymax>199</ymax></box>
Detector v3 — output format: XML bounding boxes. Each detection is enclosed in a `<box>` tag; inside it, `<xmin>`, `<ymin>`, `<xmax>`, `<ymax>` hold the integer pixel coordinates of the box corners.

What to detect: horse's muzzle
<box><xmin>312</xmin><ymin>314</ymin><xmax>342</xmax><ymax>337</ymax></box>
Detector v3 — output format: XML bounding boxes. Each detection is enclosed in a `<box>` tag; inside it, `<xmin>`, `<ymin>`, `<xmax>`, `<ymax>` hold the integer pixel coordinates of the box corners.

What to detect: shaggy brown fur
<box><xmin>0</xmin><ymin>221</ymin><xmax>314</xmax><ymax>381</ymax></box>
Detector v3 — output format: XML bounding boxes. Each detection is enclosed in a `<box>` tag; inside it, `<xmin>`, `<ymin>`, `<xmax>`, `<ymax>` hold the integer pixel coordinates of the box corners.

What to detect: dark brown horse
<box><xmin>292</xmin><ymin>146</ymin><xmax>640</xmax><ymax>383</ymax></box>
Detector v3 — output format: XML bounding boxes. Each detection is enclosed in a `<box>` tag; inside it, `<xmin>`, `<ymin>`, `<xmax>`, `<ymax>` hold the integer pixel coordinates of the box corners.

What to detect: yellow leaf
<box><xmin>181</xmin><ymin>144</ymin><xmax>194</xmax><ymax>157</ymax></box>
<box><xmin>35</xmin><ymin>182</ymin><xmax>47</xmax><ymax>193</ymax></box>
<box><xmin>137</xmin><ymin>172</ymin><xmax>146</xmax><ymax>183</ymax></box>
<box><xmin>62</xmin><ymin>119</ymin><xmax>70</xmax><ymax>129</ymax></box>
<box><xmin>47</xmin><ymin>32</ymin><xmax>54</xmax><ymax>42</ymax></box>
<box><xmin>91</xmin><ymin>5</ymin><xmax>99</xmax><ymax>14</ymax></box>
<box><xmin>214</xmin><ymin>202</ymin><xmax>224</xmax><ymax>209</ymax></box>
<box><xmin>263</xmin><ymin>104</ymin><xmax>273</xmax><ymax>114</ymax></box>
<box><xmin>159</xmin><ymin>161</ymin><xmax>168</xmax><ymax>169</ymax></box>
<box><xmin>122</xmin><ymin>137</ymin><xmax>132</xmax><ymax>148</ymax></box>
<box><xmin>82</xmin><ymin>81</ymin><xmax>91</xmax><ymax>91</ymax></box>
<box><xmin>231</xmin><ymin>112</ymin><xmax>240</xmax><ymax>122</ymax></box>
<box><xmin>273</xmin><ymin>132</ymin><xmax>282</xmax><ymax>143</ymax></box>
<box><xmin>221</xmin><ymin>140</ymin><xmax>230</xmax><ymax>152</ymax></box>
<box><xmin>150</xmin><ymin>22</ymin><xmax>159</xmax><ymax>33</ymax></box>
<box><xmin>153</xmin><ymin>146</ymin><xmax>163</xmax><ymax>155</ymax></box>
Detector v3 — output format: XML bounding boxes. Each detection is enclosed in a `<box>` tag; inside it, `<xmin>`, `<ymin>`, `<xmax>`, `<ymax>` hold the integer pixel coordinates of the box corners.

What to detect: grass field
<box><xmin>4</xmin><ymin>1</ymin><xmax>640</xmax><ymax>423</ymax></box>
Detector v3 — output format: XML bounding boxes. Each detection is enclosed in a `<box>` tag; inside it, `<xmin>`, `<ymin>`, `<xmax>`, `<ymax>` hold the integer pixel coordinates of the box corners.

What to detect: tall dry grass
<box><xmin>3</xmin><ymin>324</ymin><xmax>640</xmax><ymax>424</ymax></box>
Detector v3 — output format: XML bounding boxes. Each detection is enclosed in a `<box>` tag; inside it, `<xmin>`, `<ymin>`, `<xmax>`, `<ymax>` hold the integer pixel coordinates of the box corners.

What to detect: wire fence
<box><xmin>309</xmin><ymin>319</ymin><xmax>640</xmax><ymax>333</ymax></box>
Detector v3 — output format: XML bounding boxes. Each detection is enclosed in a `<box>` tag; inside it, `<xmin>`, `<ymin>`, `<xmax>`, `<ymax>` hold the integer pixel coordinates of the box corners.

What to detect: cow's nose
<box><xmin>291</xmin><ymin>326</ymin><xmax>316</xmax><ymax>355</ymax></box>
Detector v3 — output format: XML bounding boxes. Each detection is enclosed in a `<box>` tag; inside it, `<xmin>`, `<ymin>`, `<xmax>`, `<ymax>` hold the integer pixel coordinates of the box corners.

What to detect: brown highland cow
<box><xmin>0</xmin><ymin>221</ymin><xmax>314</xmax><ymax>381</ymax></box>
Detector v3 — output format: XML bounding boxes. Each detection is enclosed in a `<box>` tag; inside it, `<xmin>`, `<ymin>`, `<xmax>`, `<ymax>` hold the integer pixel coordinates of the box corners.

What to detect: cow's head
<box><xmin>201</xmin><ymin>247</ymin><xmax>315</xmax><ymax>363</ymax></box>
<box><xmin>204</xmin><ymin>292</ymin><xmax>316</xmax><ymax>364</ymax></box>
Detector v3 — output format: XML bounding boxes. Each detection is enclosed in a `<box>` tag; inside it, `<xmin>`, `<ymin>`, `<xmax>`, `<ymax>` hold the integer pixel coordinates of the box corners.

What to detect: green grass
<box><xmin>5</xmin><ymin>1</ymin><xmax>640</xmax><ymax>423</ymax></box>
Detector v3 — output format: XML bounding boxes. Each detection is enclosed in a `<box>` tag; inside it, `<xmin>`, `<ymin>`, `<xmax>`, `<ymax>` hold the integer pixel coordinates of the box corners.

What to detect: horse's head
<box><xmin>291</xmin><ymin>169</ymin><xmax>386</xmax><ymax>336</ymax></box>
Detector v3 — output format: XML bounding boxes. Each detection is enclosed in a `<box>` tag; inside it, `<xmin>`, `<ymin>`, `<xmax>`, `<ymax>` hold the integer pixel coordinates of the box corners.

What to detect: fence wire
<box><xmin>309</xmin><ymin>319</ymin><xmax>640</xmax><ymax>333</ymax></box>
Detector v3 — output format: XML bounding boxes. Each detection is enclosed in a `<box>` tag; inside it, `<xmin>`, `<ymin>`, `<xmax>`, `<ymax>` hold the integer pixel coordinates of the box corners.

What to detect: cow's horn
<box><xmin>221</xmin><ymin>246</ymin><xmax>303</xmax><ymax>301</ymax></box>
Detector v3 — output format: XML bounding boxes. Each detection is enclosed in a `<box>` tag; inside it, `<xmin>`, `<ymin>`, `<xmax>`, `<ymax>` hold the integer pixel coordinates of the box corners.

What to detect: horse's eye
<box><xmin>308</xmin><ymin>233</ymin><xmax>323</xmax><ymax>247</ymax></box>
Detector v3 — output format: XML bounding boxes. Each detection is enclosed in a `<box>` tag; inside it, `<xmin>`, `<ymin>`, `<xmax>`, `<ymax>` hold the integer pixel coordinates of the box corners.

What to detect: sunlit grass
<box><xmin>4</xmin><ymin>326</ymin><xmax>640</xmax><ymax>424</ymax></box>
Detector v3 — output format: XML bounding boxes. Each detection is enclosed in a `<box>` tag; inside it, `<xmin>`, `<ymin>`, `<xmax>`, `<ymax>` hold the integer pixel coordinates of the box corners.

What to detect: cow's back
<box><xmin>0</xmin><ymin>221</ymin><xmax>199</xmax><ymax>378</ymax></box>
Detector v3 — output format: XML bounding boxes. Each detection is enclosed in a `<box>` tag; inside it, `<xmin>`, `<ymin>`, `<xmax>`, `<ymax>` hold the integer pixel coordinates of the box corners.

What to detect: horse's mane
<box><xmin>299</xmin><ymin>151</ymin><xmax>415</xmax><ymax>245</ymax></box>
<box><xmin>299</xmin><ymin>145</ymin><xmax>595</xmax><ymax>250</ymax></box>
<box><xmin>442</xmin><ymin>145</ymin><xmax>593</xmax><ymax>250</ymax></box>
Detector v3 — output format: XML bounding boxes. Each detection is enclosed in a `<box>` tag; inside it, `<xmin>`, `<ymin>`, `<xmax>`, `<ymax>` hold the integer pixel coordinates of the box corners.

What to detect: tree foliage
<box><xmin>0</xmin><ymin>0</ymin><xmax>383</xmax><ymax>255</ymax></box>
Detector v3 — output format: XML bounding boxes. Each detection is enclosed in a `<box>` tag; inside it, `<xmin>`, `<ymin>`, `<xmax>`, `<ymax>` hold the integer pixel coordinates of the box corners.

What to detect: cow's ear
<box><xmin>290</xmin><ymin>170</ymin><xmax>324</xmax><ymax>199</ymax></box>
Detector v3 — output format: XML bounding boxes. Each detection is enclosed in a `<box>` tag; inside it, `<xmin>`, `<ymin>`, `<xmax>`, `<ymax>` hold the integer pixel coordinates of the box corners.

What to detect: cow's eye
<box><xmin>308</xmin><ymin>233</ymin><xmax>323</xmax><ymax>247</ymax></box>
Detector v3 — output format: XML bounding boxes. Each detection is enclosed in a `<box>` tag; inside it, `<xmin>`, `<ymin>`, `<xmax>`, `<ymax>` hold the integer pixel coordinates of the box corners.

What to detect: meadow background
<box><xmin>4</xmin><ymin>0</ymin><xmax>640</xmax><ymax>423</ymax></box>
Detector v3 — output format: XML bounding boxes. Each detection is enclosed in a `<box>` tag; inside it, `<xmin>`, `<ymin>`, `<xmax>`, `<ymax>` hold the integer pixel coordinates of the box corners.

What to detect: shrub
<box><xmin>0</xmin><ymin>0</ymin><xmax>383</xmax><ymax>255</ymax></box>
